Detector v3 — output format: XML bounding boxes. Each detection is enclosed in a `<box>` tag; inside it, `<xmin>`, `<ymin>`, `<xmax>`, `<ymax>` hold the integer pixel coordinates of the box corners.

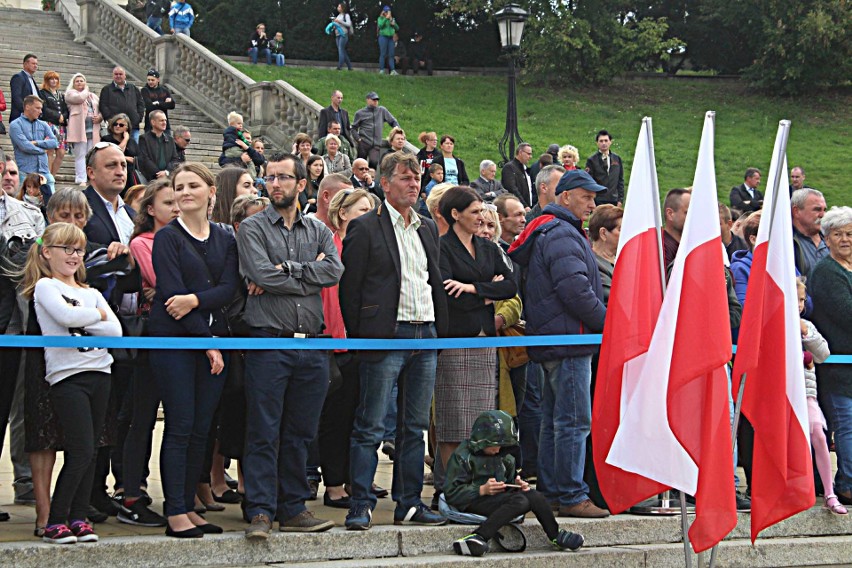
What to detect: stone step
<box><xmin>1</xmin><ymin>507</ymin><xmax>850</xmax><ymax>568</ymax></box>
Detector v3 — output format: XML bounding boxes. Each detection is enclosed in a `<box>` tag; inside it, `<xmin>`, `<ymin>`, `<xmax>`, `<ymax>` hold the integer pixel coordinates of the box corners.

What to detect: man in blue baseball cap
<box><xmin>507</xmin><ymin>168</ymin><xmax>611</xmax><ymax>519</ymax></box>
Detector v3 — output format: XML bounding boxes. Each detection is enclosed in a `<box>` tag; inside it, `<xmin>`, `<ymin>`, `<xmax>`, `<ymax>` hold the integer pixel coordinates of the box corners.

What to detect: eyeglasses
<box><xmin>264</xmin><ymin>173</ymin><xmax>297</xmax><ymax>184</ymax></box>
<box><xmin>178</xmin><ymin>136</ymin><xmax>191</xmax><ymax>143</ymax></box>
<box><xmin>114</xmin><ymin>123</ymin><xmax>127</xmax><ymax>128</ymax></box>
<box><xmin>85</xmin><ymin>141</ymin><xmax>122</xmax><ymax>166</ymax></box>
<box><xmin>49</xmin><ymin>245</ymin><xmax>86</xmax><ymax>257</ymax></box>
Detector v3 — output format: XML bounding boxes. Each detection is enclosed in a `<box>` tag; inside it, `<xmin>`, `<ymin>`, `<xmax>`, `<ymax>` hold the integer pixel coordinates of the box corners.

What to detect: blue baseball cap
<box><xmin>555</xmin><ymin>170</ymin><xmax>607</xmax><ymax>194</ymax></box>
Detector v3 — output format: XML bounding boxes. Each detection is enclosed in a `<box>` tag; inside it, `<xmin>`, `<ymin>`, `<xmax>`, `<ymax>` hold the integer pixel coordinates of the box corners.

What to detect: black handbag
<box><xmin>112</xmin><ymin>313</ymin><xmax>148</xmax><ymax>364</ymax></box>
<box><xmin>0</xmin><ymin>121</ymin><xmax>6</xmax><ymax>135</ymax></box>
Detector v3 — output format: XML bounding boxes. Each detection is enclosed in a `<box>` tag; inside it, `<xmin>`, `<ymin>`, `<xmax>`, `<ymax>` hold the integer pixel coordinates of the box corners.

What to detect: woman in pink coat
<box><xmin>64</xmin><ymin>73</ymin><xmax>102</xmax><ymax>185</ymax></box>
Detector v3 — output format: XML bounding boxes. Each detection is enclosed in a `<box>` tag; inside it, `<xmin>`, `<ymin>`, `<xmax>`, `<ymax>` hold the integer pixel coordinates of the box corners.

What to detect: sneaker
<box><xmin>42</xmin><ymin>524</ymin><xmax>77</xmax><ymax>544</ymax></box>
<box><xmin>379</xmin><ymin>69</ymin><xmax>386</xmax><ymax>74</ymax></box>
<box><xmin>552</xmin><ymin>529</ymin><xmax>584</xmax><ymax>551</ymax></box>
<box><xmin>558</xmin><ymin>499</ymin><xmax>610</xmax><ymax>518</ymax></box>
<box><xmin>245</xmin><ymin>513</ymin><xmax>272</xmax><ymax>540</ymax></box>
<box><xmin>394</xmin><ymin>502</ymin><xmax>447</xmax><ymax>526</ymax></box>
<box><xmin>91</xmin><ymin>491</ymin><xmax>120</xmax><ymax>517</ymax></box>
<box><xmin>69</xmin><ymin>520</ymin><xmax>98</xmax><ymax>543</ymax></box>
<box><xmin>118</xmin><ymin>499</ymin><xmax>168</xmax><ymax>527</ymax></box>
<box><xmin>0</xmin><ymin>509</ymin><xmax>9</xmax><ymax>523</ymax></box>
<box><xmin>345</xmin><ymin>504</ymin><xmax>372</xmax><ymax>531</ymax></box>
<box><xmin>453</xmin><ymin>533</ymin><xmax>488</xmax><ymax>557</ymax></box>
<box><xmin>390</xmin><ymin>70</ymin><xmax>399</xmax><ymax>76</ymax></box>
<box><xmin>735</xmin><ymin>491</ymin><xmax>752</xmax><ymax>512</ymax></box>
<box><xmin>279</xmin><ymin>510</ymin><xmax>334</xmax><ymax>532</ymax></box>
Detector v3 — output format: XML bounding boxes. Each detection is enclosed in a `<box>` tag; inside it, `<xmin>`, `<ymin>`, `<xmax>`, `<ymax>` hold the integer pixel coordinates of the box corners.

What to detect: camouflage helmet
<box><xmin>469</xmin><ymin>410</ymin><xmax>519</xmax><ymax>453</ymax></box>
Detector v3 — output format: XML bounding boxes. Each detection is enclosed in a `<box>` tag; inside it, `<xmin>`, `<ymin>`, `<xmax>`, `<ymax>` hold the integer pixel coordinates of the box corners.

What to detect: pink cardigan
<box><xmin>130</xmin><ymin>232</ymin><xmax>155</xmax><ymax>289</ymax></box>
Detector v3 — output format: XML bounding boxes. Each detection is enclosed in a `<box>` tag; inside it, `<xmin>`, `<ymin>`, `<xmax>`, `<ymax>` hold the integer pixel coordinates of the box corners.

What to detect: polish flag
<box><xmin>607</xmin><ymin>112</ymin><xmax>737</xmax><ymax>553</ymax></box>
<box><xmin>731</xmin><ymin>121</ymin><xmax>814</xmax><ymax>542</ymax></box>
<box><xmin>593</xmin><ymin>117</ymin><xmax>669</xmax><ymax>513</ymax></box>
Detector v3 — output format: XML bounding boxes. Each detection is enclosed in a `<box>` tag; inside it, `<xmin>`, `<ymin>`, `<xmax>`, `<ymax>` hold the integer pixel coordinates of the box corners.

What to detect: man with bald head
<box><xmin>318</xmin><ymin>90</ymin><xmax>354</xmax><ymax>146</ymax></box>
<box><xmin>99</xmin><ymin>66</ymin><xmax>145</xmax><ymax>142</ymax></box>
<box><xmin>313</xmin><ymin>173</ymin><xmax>354</xmax><ymax>228</ymax></box>
<box><xmin>350</xmin><ymin>157</ymin><xmax>384</xmax><ymax>201</ymax></box>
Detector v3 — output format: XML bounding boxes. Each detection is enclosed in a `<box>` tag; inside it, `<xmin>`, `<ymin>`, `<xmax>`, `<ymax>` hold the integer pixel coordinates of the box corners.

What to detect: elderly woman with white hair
<box><xmin>470</xmin><ymin>159</ymin><xmax>507</xmax><ymax>201</ymax></box>
<box><xmin>321</xmin><ymin>133</ymin><xmax>351</xmax><ymax>174</ymax></box>
<box><xmin>809</xmin><ymin>206</ymin><xmax>852</xmax><ymax>507</ymax></box>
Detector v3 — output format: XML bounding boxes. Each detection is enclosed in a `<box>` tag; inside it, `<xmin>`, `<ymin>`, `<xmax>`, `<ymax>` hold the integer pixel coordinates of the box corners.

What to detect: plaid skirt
<box><xmin>434</xmin><ymin>347</ymin><xmax>497</xmax><ymax>443</ymax></box>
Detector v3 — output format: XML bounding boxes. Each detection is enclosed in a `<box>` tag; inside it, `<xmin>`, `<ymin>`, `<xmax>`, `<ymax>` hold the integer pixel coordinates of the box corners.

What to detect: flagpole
<box><xmin>680</xmin><ymin>490</ymin><xmax>693</xmax><ymax>568</ymax></box>
<box><xmin>628</xmin><ymin>117</ymin><xmax>685</xmax><ymax>518</ymax></box>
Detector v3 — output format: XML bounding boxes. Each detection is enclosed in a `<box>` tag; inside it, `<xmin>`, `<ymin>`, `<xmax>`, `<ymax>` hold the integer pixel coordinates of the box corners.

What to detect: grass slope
<box><xmin>234</xmin><ymin>63</ymin><xmax>851</xmax><ymax>206</ymax></box>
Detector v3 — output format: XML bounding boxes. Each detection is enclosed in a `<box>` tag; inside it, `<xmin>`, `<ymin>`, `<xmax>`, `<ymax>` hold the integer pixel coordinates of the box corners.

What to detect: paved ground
<box><xmin>0</xmin><ymin>416</ymin><xmax>415</xmax><ymax>542</ymax></box>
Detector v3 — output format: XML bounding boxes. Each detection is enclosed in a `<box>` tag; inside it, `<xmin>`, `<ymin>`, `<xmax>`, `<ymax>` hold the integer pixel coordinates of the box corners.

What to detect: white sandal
<box><xmin>824</xmin><ymin>495</ymin><xmax>848</xmax><ymax>515</ymax></box>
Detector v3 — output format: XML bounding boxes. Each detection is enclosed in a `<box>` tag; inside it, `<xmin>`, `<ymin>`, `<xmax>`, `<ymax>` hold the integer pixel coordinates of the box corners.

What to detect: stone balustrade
<box><xmin>58</xmin><ymin>0</ymin><xmax>323</xmax><ymax>149</ymax></box>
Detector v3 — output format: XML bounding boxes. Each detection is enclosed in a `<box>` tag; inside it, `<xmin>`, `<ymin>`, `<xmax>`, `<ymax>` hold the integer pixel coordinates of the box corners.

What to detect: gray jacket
<box><xmin>352</xmin><ymin>105</ymin><xmax>399</xmax><ymax>148</ymax></box>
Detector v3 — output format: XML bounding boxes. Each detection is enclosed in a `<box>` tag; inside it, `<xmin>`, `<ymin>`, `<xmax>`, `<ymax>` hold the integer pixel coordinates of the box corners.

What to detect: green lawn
<box><xmin>233</xmin><ymin>63</ymin><xmax>851</xmax><ymax>206</ymax></box>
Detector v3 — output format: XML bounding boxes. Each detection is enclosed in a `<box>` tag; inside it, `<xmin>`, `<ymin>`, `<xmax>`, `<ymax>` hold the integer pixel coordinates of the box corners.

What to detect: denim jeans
<box><xmin>146</xmin><ymin>16</ymin><xmax>163</xmax><ymax>35</ymax></box>
<box><xmin>151</xmin><ymin>350</ymin><xmax>227</xmax><ymax>516</ymax></box>
<box><xmin>273</xmin><ymin>53</ymin><xmax>286</xmax><ymax>67</ymax></box>
<box><xmin>823</xmin><ymin>391</ymin><xmax>852</xmax><ymax>494</ymax></box>
<box><xmin>336</xmin><ymin>35</ymin><xmax>351</xmax><ymax>70</ymax></box>
<box><xmin>538</xmin><ymin>355</ymin><xmax>592</xmax><ymax>507</ymax></box>
<box><xmin>378</xmin><ymin>35</ymin><xmax>395</xmax><ymax>71</ymax></box>
<box><xmin>382</xmin><ymin>382</ymin><xmax>398</xmax><ymax>442</ymax></box>
<box><xmin>349</xmin><ymin>323</ymin><xmax>437</xmax><ymax>510</ymax></box>
<box><xmin>243</xmin><ymin>333</ymin><xmax>330</xmax><ymax>521</ymax></box>
<box><xmin>518</xmin><ymin>362</ymin><xmax>542</xmax><ymax>478</ymax></box>
<box><xmin>248</xmin><ymin>47</ymin><xmax>271</xmax><ymax>65</ymax></box>
<box><xmin>173</xmin><ymin>27</ymin><xmax>191</xmax><ymax>38</ymax></box>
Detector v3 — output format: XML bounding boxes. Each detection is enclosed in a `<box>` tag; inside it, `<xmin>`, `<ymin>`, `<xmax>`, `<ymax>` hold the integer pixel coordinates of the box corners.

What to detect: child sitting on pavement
<box><xmin>445</xmin><ymin>410</ymin><xmax>584</xmax><ymax>557</ymax></box>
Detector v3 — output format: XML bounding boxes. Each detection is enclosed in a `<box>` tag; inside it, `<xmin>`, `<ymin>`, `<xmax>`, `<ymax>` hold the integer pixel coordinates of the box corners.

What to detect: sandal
<box><xmin>824</xmin><ymin>495</ymin><xmax>848</xmax><ymax>515</ymax></box>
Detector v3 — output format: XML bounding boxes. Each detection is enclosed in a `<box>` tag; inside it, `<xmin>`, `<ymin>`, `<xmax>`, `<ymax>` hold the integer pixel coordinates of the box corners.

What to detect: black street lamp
<box><xmin>495</xmin><ymin>3</ymin><xmax>528</xmax><ymax>166</ymax></box>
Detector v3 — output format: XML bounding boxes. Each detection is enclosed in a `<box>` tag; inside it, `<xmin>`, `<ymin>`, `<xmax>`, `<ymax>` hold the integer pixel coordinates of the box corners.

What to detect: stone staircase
<box><xmin>0</xmin><ymin>7</ymin><xmax>225</xmax><ymax>184</ymax></box>
<box><xmin>1</xmin><ymin>506</ymin><xmax>851</xmax><ymax>567</ymax></box>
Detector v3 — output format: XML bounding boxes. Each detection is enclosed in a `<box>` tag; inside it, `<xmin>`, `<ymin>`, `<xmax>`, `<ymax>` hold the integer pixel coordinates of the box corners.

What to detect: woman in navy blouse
<box><xmin>149</xmin><ymin>162</ymin><xmax>239</xmax><ymax>538</ymax></box>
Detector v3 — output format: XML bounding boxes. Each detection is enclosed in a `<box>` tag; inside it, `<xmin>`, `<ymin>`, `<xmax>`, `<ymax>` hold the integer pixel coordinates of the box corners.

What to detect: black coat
<box><xmin>501</xmin><ymin>158</ymin><xmax>535</xmax><ymax>208</ymax></box>
<box><xmin>138</xmin><ymin>130</ymin><xmax>180</xmax><ymax>181</ymax></box>
<box><xmin>37</xmin><ymin>89</ymin><xmax>68</xmax><ymax>126</ymax></box>
<box><xmin>317</xmin><ymin>105</ymin><xmax>354</xmax><ymax>145</ymax></box>
<box><xmin>340</xmin><ymin>204</ymin><xmax>448</xmax><ymax>361</ymax></box>
<box><xmin>99</xmin><ymin>82</ymin><xmax>146</xmax><ymax>129</ymax></box>
<box><xmin>140</xmin><ymin>85</ymin><xmax>175</xmax><ymax>131</ymax></box>
<box><xmin>351</xmin><ymin>174</ymin><xmax>385</xmax><ymax>201</ymax></box>
<box><xmin>83</xmin><ymin>185</ymin><xmax>136</xmax><ymax>246</ymax></box>
<box><xmin>439</xmin><ymin>229</ymin><xmax>516</xmax><ymax>337</ymax></box>
<box><xmin>10</xmin><ymin>70</ymin><xmax>38</xmax><ymax>122</ymax></box>
<box><xmin>584</xmin><ymin>151</ymin><xmax>625</xmax><ymax>205</ymax></box>
<box><xmin>729</xmin><ymin>183</ymin><xmax>764</xmax><ymax>213</ymax></box>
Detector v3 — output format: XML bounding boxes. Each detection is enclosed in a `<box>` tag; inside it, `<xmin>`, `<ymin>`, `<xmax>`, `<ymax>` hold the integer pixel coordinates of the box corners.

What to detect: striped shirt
<box><xmin>385</xmin><ymin>201</ymin><xmax>435</xmax><ymax>323</ymax></box>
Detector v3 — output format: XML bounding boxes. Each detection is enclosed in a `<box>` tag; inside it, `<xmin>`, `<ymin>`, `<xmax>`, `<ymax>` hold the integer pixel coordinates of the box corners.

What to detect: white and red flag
<box><xmin>732</xmin><ymin>121</ymin><xmax>814</xmax><ymax>542</ymax></box>
<box><xmin>593</xmin><ymin>117</ymin><xmax>669</xmax><ymax>513</ymax></box>
<box><xmin>606</xmin><ymin>111</ymin><xmax>737</xmax><ymax>553</ymax></box>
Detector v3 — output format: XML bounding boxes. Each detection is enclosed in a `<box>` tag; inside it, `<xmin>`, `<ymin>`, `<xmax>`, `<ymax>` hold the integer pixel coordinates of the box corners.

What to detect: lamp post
<box><xmin>495</xmin><ymin>3</ymin><xmax>528</xmax><ymax>166</ymax></box>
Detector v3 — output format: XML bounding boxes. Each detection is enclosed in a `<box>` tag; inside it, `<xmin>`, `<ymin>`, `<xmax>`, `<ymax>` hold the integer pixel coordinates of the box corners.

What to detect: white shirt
<box><xmin>95</xmin><ymin>190</ymin><xmax>134</xmax><ymax>244</ymax></box>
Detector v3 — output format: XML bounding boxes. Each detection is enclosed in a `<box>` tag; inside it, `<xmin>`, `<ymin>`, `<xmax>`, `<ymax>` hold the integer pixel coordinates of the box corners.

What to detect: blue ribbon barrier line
<box><xmin>0</xmin><ymin>334</ymin><xmax>850</xmax><ymax>363</ymax></box>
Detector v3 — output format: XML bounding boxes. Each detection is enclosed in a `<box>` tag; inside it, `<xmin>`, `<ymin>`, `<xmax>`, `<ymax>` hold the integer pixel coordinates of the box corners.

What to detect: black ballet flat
<box><xmin>196</xmin><ymin>522</ymin><xmax>223</xmax><ymax>534</ymax></box>
<box><xmin>165</xmin><ymin>525</ymin><xmax>204</xmax><ymax>538</ymax></box>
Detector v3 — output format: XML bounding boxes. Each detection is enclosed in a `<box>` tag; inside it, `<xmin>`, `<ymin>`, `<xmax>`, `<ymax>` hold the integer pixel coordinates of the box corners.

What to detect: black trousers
<box><xmin>466</xmin><ymin>489</ymin><xmax>558</xmax><ymax>541</ymax></box>
<box><xmin>318</xmin><ymin>356</ymin><xmax>360</xmax><ymax>486</ymax></box>
<box><xmin>0</xmin><ymin>348</ymin><xmax>22</xmax><ymax>460</ymax></box>
<box><xmin>121</xmin><ymin>355</ymin><xmax>158</xmax><ymax>498</ymax></box>
<box><xmin>49</xmin><ymin>371</ymin><xmax>111</xmax><ymax>525</ymax></box>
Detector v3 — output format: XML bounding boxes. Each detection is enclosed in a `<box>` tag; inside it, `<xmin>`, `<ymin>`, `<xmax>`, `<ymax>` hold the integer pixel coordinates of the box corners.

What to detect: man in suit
<box><xmin>317</xmin><ymin>90</ymin><xmax>354</xmax><ymax>147</ymax></box>
<box><xmin>138</xmin><ymin>110</ymin><xmax>180</xmax><ymax>181</ymax></box>
<box><xmin>83</xmin><ymin>142</ymin><xmax>135</xmax><ymax>247</ymax></box>
<box><xmin>339</xmin><ymin>151</ymin><xmax>448</xmax><ymax>531</ymax></box>
<box><xmin>584</xmin><ymin>130</ymin><xmax>624</xmax><ymax>207</ymax></box>
<box><xmin>350</xmin><ymin>157</ymin><xmax>384</xmax><ymax>201</ymax></box>
<box><xmin>729</xmin><ymin>167</ymin><xmax>763</xmax><ymax>215</ymax></box>
<box><xmin>501</xmin><ymin>143</ymin><xmax>535</xmax><ymax>210</ymax></box>
<box><xmin>9</xmin><ymin>54</ymin><xmax>39</xmax><ymax>123</ymax></box>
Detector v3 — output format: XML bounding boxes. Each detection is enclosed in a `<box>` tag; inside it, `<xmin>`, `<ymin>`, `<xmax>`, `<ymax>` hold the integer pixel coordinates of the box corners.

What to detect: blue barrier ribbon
<box><xmin>0</xmin><ymin>334</ymin><xmax>850</xmax><ymax>363</ymax></box>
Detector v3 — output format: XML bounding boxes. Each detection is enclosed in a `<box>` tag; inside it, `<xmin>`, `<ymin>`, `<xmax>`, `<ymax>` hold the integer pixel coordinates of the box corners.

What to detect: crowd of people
<box><xmin>1</xmin><ymin>50</ymin><xmax>850</xmax><ymax>560</ymax></box>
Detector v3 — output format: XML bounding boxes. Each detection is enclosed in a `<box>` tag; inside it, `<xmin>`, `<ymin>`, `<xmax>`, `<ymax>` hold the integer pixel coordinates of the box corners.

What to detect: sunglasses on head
<box><xmin>85</xmin><ymin>141</ymin><xmax>122</xmax><ymax>166</ymax></box>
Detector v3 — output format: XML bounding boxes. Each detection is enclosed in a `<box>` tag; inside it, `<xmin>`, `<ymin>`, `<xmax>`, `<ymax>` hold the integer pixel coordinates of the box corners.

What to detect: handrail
<box><xmin>61</xmin><ymin>0</ymin><xmax>326</xmax><ymax>148</ymax></box>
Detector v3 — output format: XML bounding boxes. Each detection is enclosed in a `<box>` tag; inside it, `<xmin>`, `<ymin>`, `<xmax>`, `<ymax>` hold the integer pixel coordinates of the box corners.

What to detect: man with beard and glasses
<box><xmin>236</xmin><ymin>152</ymin><xmax>343</xmax><ymax>539</ymax></box>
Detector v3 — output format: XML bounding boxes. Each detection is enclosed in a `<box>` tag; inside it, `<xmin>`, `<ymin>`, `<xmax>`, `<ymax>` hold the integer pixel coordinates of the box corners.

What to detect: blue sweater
<box><xmin>9</xmin><ymin>116</ymin><xmax>58</xmax><ymax>176</ymax></box>
<box><xmin>149</xmin><ymin>220</ymin><xmax>238</xmax><ymax>337</ymax></box>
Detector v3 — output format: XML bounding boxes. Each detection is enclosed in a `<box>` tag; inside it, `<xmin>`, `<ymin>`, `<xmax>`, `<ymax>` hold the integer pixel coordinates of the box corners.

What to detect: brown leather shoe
<box><xmin>559</xmin><ymin>499</ymin><xmax>610</xmax><ymax>518</ymax></box>
<box><xmin>279</xmin><ymin>510</ymin><xmax>334</xmax><ymax>532</ymax></box>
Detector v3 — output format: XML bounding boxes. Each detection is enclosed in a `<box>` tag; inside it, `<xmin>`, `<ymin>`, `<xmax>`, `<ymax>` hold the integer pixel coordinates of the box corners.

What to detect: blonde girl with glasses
<box><xmin>21</xmin><ymin>222</ymin><xmax>122</xmax><ymax>544</ymax></box>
